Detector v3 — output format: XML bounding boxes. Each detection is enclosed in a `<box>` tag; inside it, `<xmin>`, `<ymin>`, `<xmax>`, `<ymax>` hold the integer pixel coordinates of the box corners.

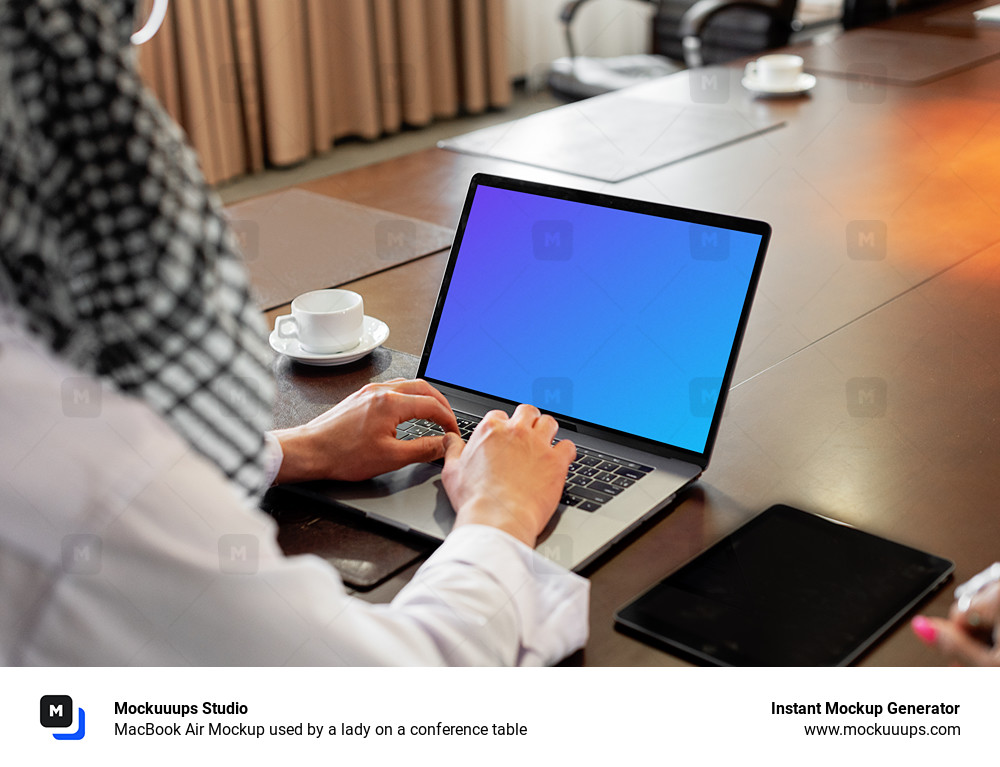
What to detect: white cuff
<box><xmin>415</xmin><ymin>524</ymin><xmax>590</xmax><ymax>665</ymax></box>
<box><xmin>263</xmin><ymin>432</ymin><xmax>284</xmax><ymax>487</ymax></box>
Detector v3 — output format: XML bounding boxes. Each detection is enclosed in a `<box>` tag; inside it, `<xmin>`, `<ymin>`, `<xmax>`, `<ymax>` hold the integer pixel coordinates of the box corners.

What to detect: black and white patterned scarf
<box><xmin>0</xmin><ymin>0</ymin><xmax>275</xmax><ymax>499</ymax></box>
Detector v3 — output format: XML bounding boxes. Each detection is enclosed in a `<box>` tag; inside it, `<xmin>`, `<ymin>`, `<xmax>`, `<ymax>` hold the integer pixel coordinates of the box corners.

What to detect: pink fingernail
<box><xmin>911</xmin><ymin>616</ymin><xmax>937</xmax><ymax>645</ymax></box>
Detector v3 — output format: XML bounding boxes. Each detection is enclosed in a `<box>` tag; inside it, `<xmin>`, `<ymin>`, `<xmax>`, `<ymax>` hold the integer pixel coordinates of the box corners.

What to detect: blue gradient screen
<box><xmin>423</xmin><ymin>185</ymin><xmax>763</xmax><ymax>454</ymax></box>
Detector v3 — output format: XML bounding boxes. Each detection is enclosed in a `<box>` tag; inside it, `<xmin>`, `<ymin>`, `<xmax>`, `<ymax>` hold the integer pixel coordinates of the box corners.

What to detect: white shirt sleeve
<box><xmin>0</xmin><ymin>324</ymin><xmax>589</xmax><ymax>666</ymax></box>
<box><xmin>262</xmin><ymin>431</ymin><xmax>284</xmax><ymax>487</ymax></box>
<box><xmin>389</xmin><ymin>525</ymin><xmax>590</xmax><ymax>666</ymax></box>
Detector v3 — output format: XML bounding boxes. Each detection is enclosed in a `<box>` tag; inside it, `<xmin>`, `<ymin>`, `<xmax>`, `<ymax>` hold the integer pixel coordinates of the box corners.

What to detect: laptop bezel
<box><xmin>416</xmin><ymin>173</ymin><xmax>771</xmax><ymax>469</ymax></box>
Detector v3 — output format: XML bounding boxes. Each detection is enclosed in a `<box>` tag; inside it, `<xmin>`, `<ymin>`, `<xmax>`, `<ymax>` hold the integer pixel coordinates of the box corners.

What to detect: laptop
<box><xmin>285</xmin><ymin>174</ymin><xmax>770</xmax><ymax>571</ymax></box>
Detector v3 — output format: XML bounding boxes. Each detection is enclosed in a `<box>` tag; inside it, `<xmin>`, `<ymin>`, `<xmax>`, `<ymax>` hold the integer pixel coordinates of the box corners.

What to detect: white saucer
<box><xmin>742</xmin><ymin>72</ymin><xmax>816</xmax><ymax>97</ymax></box>
<box><xmin>269</xmin><ymin>315</ymin><xmax>389</xmax><ymax>366</ymax></box>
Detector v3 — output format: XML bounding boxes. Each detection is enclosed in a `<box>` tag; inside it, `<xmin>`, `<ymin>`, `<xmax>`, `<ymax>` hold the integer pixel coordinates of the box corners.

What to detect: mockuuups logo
<box><xmin>40</xmin><ymin>695</ymin><xmax>86</xmax><ymax>740</ymax></box>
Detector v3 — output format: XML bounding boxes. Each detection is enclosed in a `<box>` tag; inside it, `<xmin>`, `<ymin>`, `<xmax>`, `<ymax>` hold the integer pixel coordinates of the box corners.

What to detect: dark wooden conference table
<box><xmin>258</xmin><ymin>0</ymin><xmax>1000</xmax><ymax>665</ymax></box>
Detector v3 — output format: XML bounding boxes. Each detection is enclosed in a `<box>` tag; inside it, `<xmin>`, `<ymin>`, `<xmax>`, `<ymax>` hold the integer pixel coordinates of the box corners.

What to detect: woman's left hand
<box><xmin>272</xmin><ymin>378</ymin><xmax>459</xmax><ymax>484</ymax></box>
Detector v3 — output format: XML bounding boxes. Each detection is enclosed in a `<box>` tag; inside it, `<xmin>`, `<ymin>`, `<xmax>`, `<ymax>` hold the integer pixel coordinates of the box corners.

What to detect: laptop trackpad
<box><xmin>312</xmin><ymin>463</ymin><xmax>456</xmax><ymax>540</ymax></box>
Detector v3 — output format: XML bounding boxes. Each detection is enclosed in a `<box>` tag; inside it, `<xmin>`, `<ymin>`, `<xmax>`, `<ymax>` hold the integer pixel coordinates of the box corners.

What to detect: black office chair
<box><xmin>549</xmin><ymin>0</ymin><xmax>801</xmax><ymax>100</ymax></box>
<box><xmin>841</xmin><ymin>0</ymin><xmax>890</xmax><ymax>29</ymax></box>
<box><xmin>840</xmin><ymin>0</ymin><xmax>947</xmax><ymax>29</ymax></box>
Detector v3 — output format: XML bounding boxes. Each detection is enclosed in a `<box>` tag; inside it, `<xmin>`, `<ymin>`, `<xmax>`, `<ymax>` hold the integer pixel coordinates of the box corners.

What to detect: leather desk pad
<box><xmin>266</xmin><ymin>347</ymin><xmax>433</xmax><ymax>590</ymax></box>
<box><xmin>226</xmin><ymin>189</ymin><xmax>452</xmax><ymax>310</ymax></box>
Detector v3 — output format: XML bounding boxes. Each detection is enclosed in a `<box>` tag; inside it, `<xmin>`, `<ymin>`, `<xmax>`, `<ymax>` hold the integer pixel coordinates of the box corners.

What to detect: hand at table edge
<box><xmin>912</xmin><ymin>578</ymin><xmax>1000</xmax><ymax>666</ymax></box>
<box><xmin>271</xmin><ymin>378</ymin><xmax>459</xmax><ymax>484</ymax></box>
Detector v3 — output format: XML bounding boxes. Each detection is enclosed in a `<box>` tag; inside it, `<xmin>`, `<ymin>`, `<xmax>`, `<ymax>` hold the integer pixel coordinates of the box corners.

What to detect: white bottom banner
<box><xmin>4</xmin><ymin>666</ymin><xmax>997</xmax><ymax>764</ymax></box>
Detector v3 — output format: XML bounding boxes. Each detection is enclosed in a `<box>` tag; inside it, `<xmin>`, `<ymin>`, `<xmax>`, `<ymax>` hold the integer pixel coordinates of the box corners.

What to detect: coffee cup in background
<box><xmin>276</xmin><ymin>289</ymin><xmax>364</xmax><ymax>354</ymax></box>
<box><xmin>745</xmin><ymin>54</ymin><xmax>804</xmax><ymax>90</ymax></box>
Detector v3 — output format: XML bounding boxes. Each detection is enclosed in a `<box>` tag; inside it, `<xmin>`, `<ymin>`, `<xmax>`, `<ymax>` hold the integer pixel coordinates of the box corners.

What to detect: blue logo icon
<box><xmin>40</xmin><ymin>695</ymin><xmax>86</xmax><ymax>740</ymax></box>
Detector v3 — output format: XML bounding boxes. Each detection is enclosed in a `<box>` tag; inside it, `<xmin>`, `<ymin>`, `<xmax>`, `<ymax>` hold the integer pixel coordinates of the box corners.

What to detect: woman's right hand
<box><xmin>912</xmin><ymin>566</ymin><xmax>1000</xmax><ymax>666</ymax></box>
<box><xmin>441</xmin><ymin>404</ymin><xmax>576</xmax><ymax>548</ymax></box>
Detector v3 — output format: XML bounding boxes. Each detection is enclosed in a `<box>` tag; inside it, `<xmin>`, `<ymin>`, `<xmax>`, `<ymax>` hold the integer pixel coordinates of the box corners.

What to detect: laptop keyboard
<box><xmin>395</xmin><ymin>411</ymin><xmax>653</xmax><ymax>512</ymax></box>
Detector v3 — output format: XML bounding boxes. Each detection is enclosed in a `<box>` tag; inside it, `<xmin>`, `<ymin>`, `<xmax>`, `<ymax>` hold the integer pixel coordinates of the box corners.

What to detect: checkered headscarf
<box><xmin>0</xmin><ymin>0</ymin><xmax>275</xmax><ymax>499</ymax></box>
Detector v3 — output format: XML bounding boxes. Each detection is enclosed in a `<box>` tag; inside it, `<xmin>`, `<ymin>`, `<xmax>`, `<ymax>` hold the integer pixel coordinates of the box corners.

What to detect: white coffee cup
<box><xmin>746</xmin><ymin>54</ymin><xmax>804</xmax><ymax>90</ymax></box>
<box><xmin>276</xmin><ymin>289</ymin><xmax>364</xmax><ymax>354</ymax></box>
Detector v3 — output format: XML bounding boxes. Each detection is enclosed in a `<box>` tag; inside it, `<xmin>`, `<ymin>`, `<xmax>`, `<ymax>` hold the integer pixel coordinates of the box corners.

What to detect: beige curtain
<box><xmin>136</xmin><ymin>0</ymin><xmax>512</xmax><ymax>185</ymax></box>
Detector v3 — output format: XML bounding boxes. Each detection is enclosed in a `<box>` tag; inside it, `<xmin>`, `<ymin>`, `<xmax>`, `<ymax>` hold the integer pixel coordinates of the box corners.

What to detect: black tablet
<box><xmin>614</xmin><ymin>505</ymin><xmax>954</xmax><ymax>666</ymax></box>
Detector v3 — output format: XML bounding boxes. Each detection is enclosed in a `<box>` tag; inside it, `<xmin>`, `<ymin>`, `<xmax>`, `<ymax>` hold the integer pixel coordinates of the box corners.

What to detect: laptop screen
<box><xmin>419</xmin><ymin>175</ymin><xmax>769</xmax><ymax>460</ymax></box>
